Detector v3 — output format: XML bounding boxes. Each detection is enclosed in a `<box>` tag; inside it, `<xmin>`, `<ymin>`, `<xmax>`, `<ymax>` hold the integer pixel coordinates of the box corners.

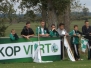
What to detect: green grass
<box><xmin>0</xmin><ymin>60</ymin><xmax>91</xmax><ymax>68</ymax></box>
<box><xmin>70</xmin><ymin>19</ymin><xmax>91</xmax><ymax>31</ymax></box>
<box><xmin>1</xmin><ymin>19</ymin><xmax>91</xmax><ymax>68</ymax></box>
<box><xmin>5</xmin><ymin>22</ymin><xmax>40</xmax><ymax>37</ymax></box>
<box><xmin>5</xmin><ymin>19</ymin><xmax>91</xmax><ymax>37</ymax></box>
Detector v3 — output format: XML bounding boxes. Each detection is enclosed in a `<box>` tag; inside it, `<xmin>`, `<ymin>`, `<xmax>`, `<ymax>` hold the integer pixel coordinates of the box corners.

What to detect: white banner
<box><xmin>0</xmin><ymin>40</ymin><xmax>61</xmax><ymax>60</ymax></box>
<box><xmin>64</xmin><ymin>36</ymin><xmax>75</xmax><ymax>62</ymax></box>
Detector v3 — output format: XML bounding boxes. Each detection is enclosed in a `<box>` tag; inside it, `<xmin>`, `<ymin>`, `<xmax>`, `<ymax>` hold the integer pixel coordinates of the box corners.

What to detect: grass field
<box><xmin>1</xmin><ymin>19</ymin><xmax>91</xmax><ymax>68</ymax></box>
<box><xmin>0</xmin><ymin>60</ymin><xmax>91</xmax><ymax>68</ymax></box>
<box><xmin>5</xmin><ymin>19</ymin><xmax>91</xmax><ymax>37</ymax></box>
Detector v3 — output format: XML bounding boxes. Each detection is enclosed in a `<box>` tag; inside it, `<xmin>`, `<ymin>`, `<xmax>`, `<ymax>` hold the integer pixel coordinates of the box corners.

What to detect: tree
<box><xmin>82</xmin><ymin>7</ymin><xmax>89</xmax><ymax>16</ymax></box>
<box><xmin>0</xmin><ymin>0</ymin><xmax>15</xmax><ymax>37</ymax></box>
<box><xmin>24</xmin><ymin>10</ymin><xmax>36</xmax><ymax>22</ymax></box>
<box><xmin>19</xmin><ymin>0</ymin><xmax>71</xmax><ymax>29</ymax></box>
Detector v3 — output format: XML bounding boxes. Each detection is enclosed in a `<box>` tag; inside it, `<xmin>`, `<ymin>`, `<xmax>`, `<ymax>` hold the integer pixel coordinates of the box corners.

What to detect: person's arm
<box><xmin>64</xmin><ymin>29</ymin><xmax>69</xmax><ymax>36</ymax></box>
<box><xmin>9</xmin><ymin>34</ymin><xmax>15</xmax><ymax>41</ymax></box>
<box><xmin>49</xmin><ymin>30</ymin><xmax>54</xmax><ymax>37</ymax></box>
<box><xmin>46</xmin><ymin>28</ymin><xmax>49</xmax><ymax>34</ymax></box>
<box><xmin>44</xmin><ymin>28</ymin><xmax>50</xmax><ymax>37</ymax></box>
<box><xmin>78</xmin><ymin>31</ymin><xmax>82</xmax><ymax>35</ymax></box>
<box><xmin>28</xmin><ymin>29</ymin><xmax>34</xmax><ymax>37</ymax></box>
<box><xmin>69</xmin><ymin>30</ymin><xmax>77</xmax><ymax>37</ymax></box>
<box><xmin>89</xmin><ymin>26</ymin><xmax>91</xmax><ymax>35</ymax></box>
<box><xmin>69</xmin><ymin>31</ymin><xmax>73</xmax><ymax>36</ymax></box>
<box><xmin>56</xmin><ymin>31</ymin><xmax>59</xmax><ymax>37</ymax></box>
<box><xmin>14</xmin><ymin>33</ymin><xmax>19</xmax><ymax>40</ymax></box>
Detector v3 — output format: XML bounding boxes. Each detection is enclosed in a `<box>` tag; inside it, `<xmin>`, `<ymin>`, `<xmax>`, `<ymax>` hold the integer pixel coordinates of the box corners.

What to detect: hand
<box><xmin>74</xmin><ymin>34</ymin><xmax>76</xmax><ymax>36</ymax></box>
<box><xmin>52</xmin><ymin>28</ymin><xmax>56</xmax><ymax>31</ymax></box>
<box><xmin>65</xmin><ymin>33</ymin><xmax>69</xmax><ymax>36</ymax></box>
<box><xmin>89</xmin><ymin>33</ymin><xmax>91</xmax><ymax>35</ymax></box>
<box><xmin>78</xmin><ymin>34</ymin><xmax>81</xmax><ymax>37</ymax></box>
<box><xmin>45</xmin><ymin>34</ymin><xmax>49</xmax><ymax>37</ymax></box>
<box><xmin>25</xmin><ymin>36</ymin><xmax>30</xmax><ymax>39</ymax></box>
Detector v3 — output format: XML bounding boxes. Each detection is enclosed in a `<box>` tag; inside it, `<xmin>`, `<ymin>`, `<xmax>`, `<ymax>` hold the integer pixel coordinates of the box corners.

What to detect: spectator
<box><xmin>21</xmin><ymin>22</ymin><xmax>34</xmax><ymax>39</ymax></box>
<box><xmin>82</xmin><ymin>21</ymin><xmax>91</xmax><ymax>60</ymax></box>
<box><xmin>69</xmin><ymin>25</ymin><xmax>82</xmax><ymax>61</ymax></box>
<box><xmin>36</xmin><ymin>21</ymin><xmax>49</xmax><ymax>37</ymax></box>
<box><xmin>57</xmin><ymin>23</ymin><xmax>68</xmax><ymax>60</ymax></box>
<box><xmin>49</xmin><ymin>24</ymin><xmax>59</xmax><ymax>37</ymax></box>
<box><xmin>57</xmin><ymin>23</ymin><xmax>68</xmax><ymax>36</ymax></box>
<box><xmin>9</xmin><ymin>29</ymin><xmax>19</xmax><ymax>41</ymax></box>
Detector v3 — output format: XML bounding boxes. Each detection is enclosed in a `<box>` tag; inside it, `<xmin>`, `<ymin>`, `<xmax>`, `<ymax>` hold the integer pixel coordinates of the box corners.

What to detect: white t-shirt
<box><xmin>41</xmin><ymin>28</ymin><xmax>44</xmax><ymax>35</ymax></box>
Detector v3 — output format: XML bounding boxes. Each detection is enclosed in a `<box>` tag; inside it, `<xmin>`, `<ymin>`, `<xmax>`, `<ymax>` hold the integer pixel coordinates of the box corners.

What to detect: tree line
<box><xmin>0</xmin><ymin>0</ymin><xmax>90</xmax><ymax>37</ymax></box>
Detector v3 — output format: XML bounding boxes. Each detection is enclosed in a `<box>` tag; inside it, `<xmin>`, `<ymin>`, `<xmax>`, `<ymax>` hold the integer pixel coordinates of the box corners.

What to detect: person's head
<box><xmin>85</xmin><ymin>21</ymin><xmax>89</xmax><ymax>27</ymax></box>
<box><xmin>59</xmin><ymin>23</ymin><xmax>65</xmax><ymax>30</ymax></box>
<box><xmin>74</xmin><ymin>25</ymin><xmax>78</xmax><ymax>31</ymax></box>
<box><xmin>40</xmin><ymin>21</ymin><xmax>45</xmax><ymax>27</ymax></box>
<box><xmin>26</xmin><ymin>22</ymin><xmax>30</xmax><ymax>28</ymax></box>
<box><xmin>11</xmin><ymin>29</ymin><xmax>15</xmax><ymax>35</ymax></box>
<box><xmin>51</xmin><ymin>24</ymin><xmax>56</xmax><ymax>29</ymax></box>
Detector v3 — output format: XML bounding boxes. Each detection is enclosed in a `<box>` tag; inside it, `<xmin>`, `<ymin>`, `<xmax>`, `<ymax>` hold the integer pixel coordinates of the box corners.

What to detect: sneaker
<box><xmin>78</xmin><ymin>59</ymin><xmax>83</xmax><ymax>61</ymax></box>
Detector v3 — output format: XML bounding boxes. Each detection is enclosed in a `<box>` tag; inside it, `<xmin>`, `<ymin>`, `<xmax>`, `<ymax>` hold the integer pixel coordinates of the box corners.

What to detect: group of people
<box><xmin>9</xmin><ymin>20</ymin><xmax>91</xmax><ymax>61</ymax></box>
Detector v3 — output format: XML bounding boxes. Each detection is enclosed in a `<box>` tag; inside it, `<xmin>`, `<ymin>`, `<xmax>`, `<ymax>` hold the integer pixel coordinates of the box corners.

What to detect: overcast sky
<box><xmin>14</xmin><ymin>0</ymin><xmax>91</xmax><ymax>14</ymax></box>
<box><xmin>80</xmin><ymin>0</ymin><xmax>91</xmax><ymax>12</ymax></box>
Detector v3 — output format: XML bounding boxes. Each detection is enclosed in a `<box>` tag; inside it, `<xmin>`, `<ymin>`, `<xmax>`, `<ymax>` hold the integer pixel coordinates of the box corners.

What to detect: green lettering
<box><xmin>31</xmin><ymin>45</ymin><xmax>33</xmax><ymax>54</ymax></box>
<box><xmin>23</xmin><ymin>45</ymin><xmax>30</xmax><ymax>55</ymax></box>
<box><xmin>40</xmin><ymin>44</ymin><xmax>44</xmax><ymax>53</ymax></box>
<box><xmin>45</xmin><ymin>43</ymin><xmax>51</xmax><ymax>53</ymax></box>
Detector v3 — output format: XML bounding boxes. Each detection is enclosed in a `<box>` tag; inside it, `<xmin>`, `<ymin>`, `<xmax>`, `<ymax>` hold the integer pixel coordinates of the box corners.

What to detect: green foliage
<box><xmin>0</xmin><ymin>0</ymin><xmax>15</xmax><ymax>37</ymax></box>
<box><xmin>0</xmin><ymin>24</ymin><xmax>8</xmax><ymax>37</ymax></box>
<box><xmin>24</xmin><ymin>10</ymin><xmax>36</xmax><ymax>21</ymax></box>
<box><xmin>20</xmin><ymin>0</ymin><xmax>71</xmax><ymax>14</ymax></box>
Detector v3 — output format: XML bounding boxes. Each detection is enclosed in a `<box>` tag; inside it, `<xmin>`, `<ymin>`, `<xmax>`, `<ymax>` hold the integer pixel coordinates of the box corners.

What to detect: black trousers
<box><xmin>88</xmin><ymin>40</ymin><xmax>91</xmax><ymax>59</ymax></box>
<box><xmin>60</xmin><ymin>36</ymin><xmax>64</xmax><ymax>60</ymax></box>
<box><xmin>72</xmin><ymin>44</ymin><xmax>80</xmax><ymax>60</ymax></box>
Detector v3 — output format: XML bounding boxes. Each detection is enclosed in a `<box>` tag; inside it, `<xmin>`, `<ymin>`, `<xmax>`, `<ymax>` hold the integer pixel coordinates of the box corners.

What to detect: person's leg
<box><xmin>88</xmin><ymin>40</ymin><xmax>91</xmax><ymax>60</ymax></box>
<box><xmin>73</xmin><ymin>44</ymin><xmax>77</xmax><ymax>60</ymax></box>
<box><xmin>76</xmin><ymin>44</ymin><xmax>80</xmax><ymax>59</ymax></box>
<box><xmin>89</xmin><ymin>40</ymin><xmax>91</xmax><ymax>59</ymax></box>
<box><xmin>60</xmin><ymin>36</ymin><xmax>64</xmax><ymax>60</ymax></box>
<box><xmin>61</xmin><ymin>40</ymin><xmax>63</xmax><ymax>59</ymax></box>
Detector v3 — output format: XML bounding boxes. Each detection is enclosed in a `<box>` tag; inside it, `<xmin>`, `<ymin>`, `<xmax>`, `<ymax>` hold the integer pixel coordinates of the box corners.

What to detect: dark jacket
<box><xmin>9</xmin><ymin>33</ymin><xmax>19</xmax><ymax>41</ymax></box>
<box><xmin>82</xmin><ymin>25</ymin><xmax>91</xmax><ymax>40</ymax></box>
<box><xmin>21</xmin><ymin>27</ymin><xmax>34</xmax><ymax>36</ymax></box>
<box><xmin>82</xmin><ymin>25</ymin><xmax>91</xmax><ymax>35</ymax></box>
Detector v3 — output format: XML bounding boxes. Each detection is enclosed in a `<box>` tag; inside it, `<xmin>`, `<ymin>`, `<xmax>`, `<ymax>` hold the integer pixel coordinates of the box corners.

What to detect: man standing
<box><xmin>57</xmin><ymin>23</ymin><xmax>68</xmax><ymax>60</ymax></box>
<box><xmin>21</xmin><ymin>22</ymin><xmax>34</xmax><ymax>39</ymax></box>
<box><xmin>36</xmin><ymin>21</ymin><xmax>49</xmax><ymax>37</ymax></box>
<box><xmin>82</xmin><ymin>21</ymin><xmax>91</xmax><ymax>60</ymax></box>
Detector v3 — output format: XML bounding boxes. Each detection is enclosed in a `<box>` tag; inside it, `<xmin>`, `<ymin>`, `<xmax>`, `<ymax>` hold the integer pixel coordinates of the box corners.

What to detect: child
<box><xmin>69</xmin><ymin>25</ymin><xmax>82</xmax><ymax>61</ymax></box>
<box><xmin>9</xmin><ymin>29</ymin><xmax>19</xmax><ymax>41</ymax></box>
<box><xmin>49</xmin><ymin>24</ymin><xmax>59</xmax><ymax>37</ymax></box>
